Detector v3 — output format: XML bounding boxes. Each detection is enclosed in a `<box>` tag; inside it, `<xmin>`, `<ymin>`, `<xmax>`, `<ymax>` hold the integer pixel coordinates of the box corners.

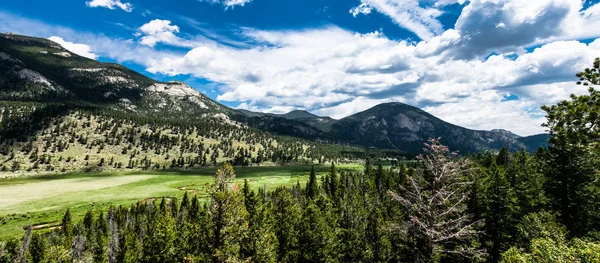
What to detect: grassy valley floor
<box><xmin>0</xmin><ymin>164</ymin><xmax>362</xmax><ymax>239</ymax></box>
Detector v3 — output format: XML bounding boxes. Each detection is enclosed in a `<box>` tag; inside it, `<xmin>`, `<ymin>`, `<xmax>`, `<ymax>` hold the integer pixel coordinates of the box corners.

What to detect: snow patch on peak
<box><xmin>103</xmin><ymin>92</ymin><xmax>116</xmax><ymax>98</ymax></box>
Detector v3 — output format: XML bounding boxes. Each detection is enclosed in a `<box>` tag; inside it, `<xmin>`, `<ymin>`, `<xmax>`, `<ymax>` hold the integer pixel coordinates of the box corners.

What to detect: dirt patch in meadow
<box><xmin>0</xmin><ymin>175</ymin><xmax>152</xmax><ymax>211</ymax></box>
<box><xmin>178</xmin><ymin>185</ymin><xmax>205</xmax><ymax>194</ymax></box>
<box><xmin>138</xmin><ymin>196</ymin><xmax>177</xmax><ymax>205</ymax></box>
<box><xmin>23</xmin><ymin>221</ymin><xmax>60</xmax><ymax>231</ymax></box>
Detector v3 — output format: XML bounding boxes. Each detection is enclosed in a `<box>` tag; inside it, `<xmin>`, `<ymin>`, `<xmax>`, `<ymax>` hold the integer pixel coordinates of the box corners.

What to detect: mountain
<box><xmin>280</xmin><ymin>110</ymin><xmax>338</xmax><ymax>132</ymax></box>
<box><xmin>516</xmin><ymin>134</ymin><xmax>551</xmax><ymax>151</ymax></box>
<box><xmin>0</xmin><ymin>33</ymin><xmax>232</xmax><ymax>123</ymax></box>
<box><xmin>0</xmin><ymin>33</ymin><xmax>550</xmax><ymax>164</ymax></box>
<box><xmin>327</xmin><ymin>102</ymin><xmax>547</xmax><ymax>154</ymax></box>
<box><xmin>236</xmin><ymin>109</ymin><xmax>338</xmax><ymax>132</ymax></box>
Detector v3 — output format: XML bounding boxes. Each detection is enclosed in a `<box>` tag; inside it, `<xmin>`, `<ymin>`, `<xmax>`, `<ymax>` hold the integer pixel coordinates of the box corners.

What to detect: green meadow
<box><xmin>0</xmin><ymin>164</ymin><xmax>362</xmax><ymax>239</ymax></box>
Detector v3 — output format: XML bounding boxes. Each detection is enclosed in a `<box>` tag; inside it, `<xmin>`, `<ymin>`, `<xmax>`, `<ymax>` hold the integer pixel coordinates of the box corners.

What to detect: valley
<box><xmin>0</xmin><ymin>164</ymin><xmax>356</xmax><ymax>239</ymax></box>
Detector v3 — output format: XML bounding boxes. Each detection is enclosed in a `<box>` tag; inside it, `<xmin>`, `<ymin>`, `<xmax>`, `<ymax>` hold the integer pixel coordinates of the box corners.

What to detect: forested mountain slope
<box><xmin>327</xmin><ymin>102</ymin><xmax>544</xmax><ymax>154</ymax></box>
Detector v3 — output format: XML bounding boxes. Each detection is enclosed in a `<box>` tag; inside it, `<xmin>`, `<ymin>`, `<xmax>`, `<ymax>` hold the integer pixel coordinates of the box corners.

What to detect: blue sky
<box><xmin>1</xmin><ymin>0</ymin><xmax>600</xmax><ymax>135</ymax></box>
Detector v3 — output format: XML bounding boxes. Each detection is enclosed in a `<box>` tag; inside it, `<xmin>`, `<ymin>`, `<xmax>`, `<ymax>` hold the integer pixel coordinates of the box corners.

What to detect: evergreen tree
<box><xmin>30</xmin><ymin>233</ymin><xmax>46</xmax><ymax>263</ymax></box>
<box><xmin>298</xmin><ymin>201</ymin><xmax>337</xmax><ymax>262</ymax></box>
<box><xmin>211</xmin><ymin>164</ymin><xmax>249</xmax><ymax>263</ymax></box>
<box><xmin>273</xmin><ymin>188</ymin><xmax>301</xmax><ymax>262</ymax></box>
<box><xmin>541</xmin><ymin>61</ymin><xmax>600</xmax><ymax>236</ymax></box>
<box><xmin>61</xmin><ymin>209</ymin><xmax>72</xmax><ymax>240</ymax></box>
<box><xmin>483</xmin><ymin>161</ymin><xmax>517</xmax><ymax>262</ymax></box>
<box><xmin>306</xmin><ymin>166</ymin><xmax>318</xmax><ymax>199</ymax></box>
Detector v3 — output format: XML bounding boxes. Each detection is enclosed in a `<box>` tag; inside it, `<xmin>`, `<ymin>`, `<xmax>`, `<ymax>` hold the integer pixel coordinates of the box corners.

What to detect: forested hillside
<box><xmin>0</xmin><ymin>102</ymin><xmax>393</xmax><ymax>174</ymax></box>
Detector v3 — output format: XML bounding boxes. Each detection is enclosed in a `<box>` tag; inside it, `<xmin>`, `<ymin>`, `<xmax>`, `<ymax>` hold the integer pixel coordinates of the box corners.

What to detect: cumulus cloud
<box><xmin>85</xmin><ymin>0</ymin><xmax>133</xmax><ymax>12</ymax></box>
<box><xmin>417</xmin><ymin>0</ymin><xmax>600</xmax><ymax>59</ymax></box>
<box><xmin>349</xmin><ymin>0</ymin><xmax>445</xmax><ymax>40</ymax></box>
<box><xmin>139</xmin><ymin>19</ymin><xmax>185</xmax><ymax>47</ymax></box>
<box><xmin>199</xmin><ymin>0</ymin><xmax>253</xmax><ymax>8</ymax></box>
<box><xmin>48</xmin><ymin>36</ymin><xmax>98</xmax><ymax>59</ymax></box>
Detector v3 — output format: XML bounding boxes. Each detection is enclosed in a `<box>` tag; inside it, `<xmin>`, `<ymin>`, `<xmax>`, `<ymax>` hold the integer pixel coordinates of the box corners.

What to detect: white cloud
<box><xmin>423</xmin><ymin>91</ymin><xmax>544</xmax><ymax>136</ymax></box>
<box><xmin>200</xmin><ymin>0</ymin><xmax>253</xmax><ymax>8</ymax></box>
<box><xmin>137</xmin><ymin>19</ymin><xmax>216</xmax><ymax>48</ymax></box>
<box><xmin>85</xmin><ymin>0</ymin><xmax>133</xmax><ymax>12</ymax></box>
<box><xmin>139</xmin><ymin>19</ymin><xmax>184</xmax><ymax>47</ymax></box>
<box><xmin>48</xmin><ymin>36</ymin><xmax>97</xmax><ymax>59</ymax></box>
<box><xmin>417</xmin><ymin>0</ymin><xmax>600</xmax><ymax>59</ymax></box>
<box><xmin>433</xmin><ymin>0</ymin><xmax>467</xmax><ymax>7</ymax></box>
<box><xmin>350</xmin><ymin>3</ymin><xmax>373</xmax><ymax>17</ymax></box>
<box><xmin>349</xmin><ymin>0</ymin><xmax>444</xmax><ymax>40</ymax></box>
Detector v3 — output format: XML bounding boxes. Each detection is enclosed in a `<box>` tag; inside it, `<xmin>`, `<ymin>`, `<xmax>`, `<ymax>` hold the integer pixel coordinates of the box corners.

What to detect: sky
<box><xmin>1</xmin><ymin>0</ymin><xmax>600</xmax><ymax>136</ymax></box>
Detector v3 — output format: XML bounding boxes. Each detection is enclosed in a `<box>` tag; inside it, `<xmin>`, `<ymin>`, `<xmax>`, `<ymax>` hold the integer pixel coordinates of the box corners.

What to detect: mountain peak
<box><xmin>490</xmin><ymin>129</ymin><xmax>521</xmax><ymax>139</ymax></box>
<box><xmin>1</xmin><ymin>33</ymin><xmax>64</xmax><ymax>50</ymax></box>
<box><xmin>281</xmin><ymin>110</ymin><xmax>319</xmax><ymax>120</ymax></box>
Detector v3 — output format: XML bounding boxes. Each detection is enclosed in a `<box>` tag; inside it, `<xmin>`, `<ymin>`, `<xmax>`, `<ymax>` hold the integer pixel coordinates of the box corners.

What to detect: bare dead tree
<box><xmin>16</xmin><ymin>225</ymin><xmax>32</xmax><ymax>263</ymax></box>
<box><xmin>389</xmin><ymin>138</ymin><xmax>484</xmax><ymax>262</ymax></box>
<box><xmin>71</xmin><ymin>225</ymin><xmax>90</xmax><ymax>263</ymax></box>
<box><xmin>107</xmin><ymin>207</ymin><xmax>119</xmax><ymax>263</ymax></box>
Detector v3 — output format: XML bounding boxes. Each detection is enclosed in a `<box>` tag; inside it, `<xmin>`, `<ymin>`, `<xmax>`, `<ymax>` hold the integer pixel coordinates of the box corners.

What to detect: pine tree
<box><xmin>61</xmin><ymin>209</ymin><xmax>72</xmax><ymax>240</ymax></box>
<box><xmin>541</xmin><ymin>59</ymin><xmax>600</xmax><ymax>236</ymax></box>
<box><xmin>306</xmin><ymin>166</ymin><xmax>318</xmax><ymax>199</ymax></box>
<box><xmin>273</xmin><ymin>188</ymin><xmax>301</xmax><ymax>262</ymax></box>
<box><xmin>211</xmin><ymin>164</ymin><xmax>249</xmax><ymax>263</ymax></box>
<box><xmin>329</xmin><ymin>163</ymin><xmax>338</xmax><ymax>201</ymax></box>
<box><xmin>298</xmin><ymin>201</ymin><xmax>337</xmax><ymax>262</ymax></box>
<box><xmin>483</xmin><ymin>161</ymin><xmax>517</xmax><ymax>261</ymax></box>
<box><xmin>29</xmin><ymin>232</ymin><xmax>46</xmax><ymax>263</ymax></box>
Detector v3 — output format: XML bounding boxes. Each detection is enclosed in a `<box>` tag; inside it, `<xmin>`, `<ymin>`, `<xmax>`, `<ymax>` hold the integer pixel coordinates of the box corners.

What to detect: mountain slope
<box><xmin>329</xmin><ymin>102</ymin><xmax>542</xmax><ymax>153</ymax></box>
<box><xmin>279</xmin><ymin>110</ymin><xmax>338</xmax><ymax>132</ymax></box>
<box><xmin>516</xmin><ymin>134</ymin><xmax>551</xmax><ymax>151</ymax></box>
<box><xmin>0</xmin><ymin>33</ymin><xmax>232</xmax><ymax>122</ymax></box>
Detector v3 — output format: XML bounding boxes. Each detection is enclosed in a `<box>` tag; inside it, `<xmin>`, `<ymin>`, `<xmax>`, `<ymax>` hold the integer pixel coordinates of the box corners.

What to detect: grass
<box><xmin>0</xmin><ymin>164</ymin><xmax>362</xmax><ymax>240</ymax></box>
